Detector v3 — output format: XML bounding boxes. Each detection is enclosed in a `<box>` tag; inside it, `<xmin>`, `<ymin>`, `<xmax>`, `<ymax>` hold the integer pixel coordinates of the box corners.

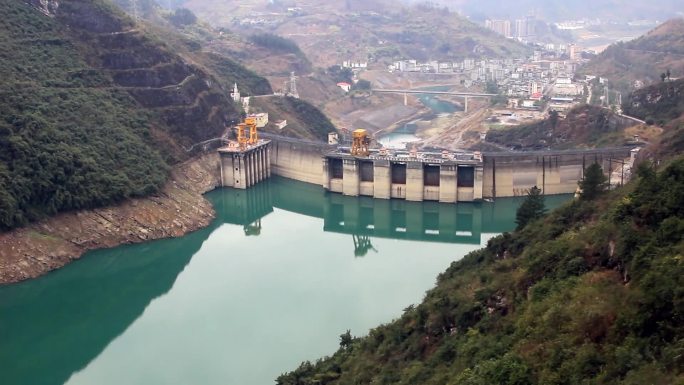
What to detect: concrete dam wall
<box><xmin>482</xmin><ymin>148</ymin><xmax>634</xmax><ymax>198</ymax></box>
<box><xmin>270</xmin><ymin>139</ymin><xmax>331</xmax><ymax>185</ymax></box>
<box><xmin>219</xmin><ymin>137</ymin><xmax>636</xmax><ymax>202</ymax></box>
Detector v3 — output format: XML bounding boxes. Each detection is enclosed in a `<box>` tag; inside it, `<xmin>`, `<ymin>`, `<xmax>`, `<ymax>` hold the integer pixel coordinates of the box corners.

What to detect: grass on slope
<box><xmin>278</xmin><ymin>157</ymin><xmax>684</xmax><ymax>385</ymax></box>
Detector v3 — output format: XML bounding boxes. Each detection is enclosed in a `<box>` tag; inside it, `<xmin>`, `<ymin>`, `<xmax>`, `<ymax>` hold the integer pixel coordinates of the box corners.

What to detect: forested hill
<box><xmin>579</xmin><ymin>18</ymin><xmax>684</xmax><ymax>91</ymax></box>
<box><xmin>0</xmin><ymin>0</ymin><xmax>271</xmax><ymax>230</ymax></box>
<box><xmin>279</xmin><ymin>158</ymin><xmax>684</xmax><ymax>384</ymax></box>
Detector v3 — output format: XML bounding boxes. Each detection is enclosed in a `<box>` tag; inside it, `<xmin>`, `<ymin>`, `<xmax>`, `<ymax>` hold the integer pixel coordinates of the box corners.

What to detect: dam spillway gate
<box><xmin>324</xmin><ymin>151</ymin><xmax>484</xmax><ymax>203</ymax></box>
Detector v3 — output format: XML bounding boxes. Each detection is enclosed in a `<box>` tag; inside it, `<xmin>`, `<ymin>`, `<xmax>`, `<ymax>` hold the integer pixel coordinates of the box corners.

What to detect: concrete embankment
<box><xmin>0</xmin><ymin>153</ymin><xmax>222</xmax><ymax>285</ymax></box>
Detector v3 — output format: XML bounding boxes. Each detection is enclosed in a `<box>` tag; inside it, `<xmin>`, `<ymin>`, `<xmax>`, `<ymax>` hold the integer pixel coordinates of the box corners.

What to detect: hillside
<box><xmin>430</xmin><ymin>0</ymin><xmax>683</xmax><ymax>21</ymax></box>
<box><xmin>178</xmin><ymin>0</ymin><xmax>531</xmax><ymax>67</ymax></box>
<box><xmin>485</xmin><ymin>105</ymin><xmax>652</xmax><ymax>150</ymax></box>
<box><xmin>278</xmin><ymin>155</ymin><xmax>684</xmax><ymax>384</ymax></box>
<box><xmin>252</xmin><ymin>96</ymin><xmax>336</xmax><ymax>141</ymax></box>
<box><xmin>0</xmin><ymin>0</ymin><xmax>331</xmax><ymax>230</ymax></box>
<box><xmin>622</xmin><ymin>78</ymin><xmax>684</xmax><ymax>156</ymax></box>
<box><xmin>579</xmin><ymin>18</ymin><xmax>684</xmax><ymax>92</ymax></box>
<box><xmin>623</xmin><ymin>78</ymin><xmax>684</xmax><ymax>125</ymax></box>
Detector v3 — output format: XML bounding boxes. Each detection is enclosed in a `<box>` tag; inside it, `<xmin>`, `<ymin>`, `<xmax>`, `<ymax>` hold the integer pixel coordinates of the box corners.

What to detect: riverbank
<box><xmin>0</xmin><ymin>153</ymin><xmax>222</xmax><ymax>285</ymax></box>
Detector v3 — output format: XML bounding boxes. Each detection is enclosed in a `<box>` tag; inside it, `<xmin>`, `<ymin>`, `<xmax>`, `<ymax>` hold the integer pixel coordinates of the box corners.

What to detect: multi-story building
<box><xmin>485</xmin><ymin>19</ymin><xmax>512</xmax><ymax>37</ymax></box>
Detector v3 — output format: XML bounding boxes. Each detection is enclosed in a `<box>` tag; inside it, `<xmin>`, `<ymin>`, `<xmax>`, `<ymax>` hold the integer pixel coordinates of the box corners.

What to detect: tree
<box><xmin>327</xmin><ymin>65</ymin><xmax>353</xmax><ymax>84</ymax></box>
<box><xmin>515</xmin><ymin>186</ymin><xmax>546</xmax><ymax>230</ymax></box>
<box><xmin>169</xmin><ymin>8</ymin><xmax>197</xmax><ymax>27</ymax></box>
<box><xmin>352</xmin><ymin>79</ymin><xmax>371</xmax><ymax>91</ymax></box>
<box><xmin>549</xmin><ymin>110</ymin><xmax>560</xmax><ymax>129</ymax></box>
<box><xmin>579</xmin><ymin>163</ymin><xmax>608</xmax><ymax>200</ymax></box>
<box><xmin>339</xmin><ymin>330</ymin><xmax>353</xmax><ymax>350</ymax></box>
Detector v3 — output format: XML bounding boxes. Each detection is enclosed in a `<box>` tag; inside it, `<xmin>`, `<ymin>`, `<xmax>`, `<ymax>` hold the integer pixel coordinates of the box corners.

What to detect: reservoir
<box><xmin>0</xmin><ymin>177</ymin><xmax>570</xmax><ymax>385</ymax></box>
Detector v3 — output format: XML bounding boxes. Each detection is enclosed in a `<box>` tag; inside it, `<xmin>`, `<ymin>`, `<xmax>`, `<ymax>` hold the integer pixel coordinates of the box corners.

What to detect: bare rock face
<box><xmin>28</xmin><ymin>0</ymin><xmax>59</xmax><ymax>16</ymax></box>
<box><xmin>0</xmin><ymin>153</ymin><xmax>221</xmax><ymax>285</ymax></box>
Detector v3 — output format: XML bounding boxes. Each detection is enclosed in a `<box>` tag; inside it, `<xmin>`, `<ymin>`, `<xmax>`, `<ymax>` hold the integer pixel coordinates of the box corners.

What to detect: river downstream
<box><xmin>378</xmin><ymin>86</ymin><xmax>461</xmax><ymax>149</ymax></box>
<box><xmin>1</xmin><ymin>177</ymin><xmax>570</xmax><ymax>385</ymax></box>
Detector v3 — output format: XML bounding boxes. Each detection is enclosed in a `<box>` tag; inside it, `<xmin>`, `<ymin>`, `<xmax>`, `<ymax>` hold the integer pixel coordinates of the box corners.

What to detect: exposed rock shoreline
<box><xmin>0</xmin><ymin>153</ymin><xmax>221</xmax><ymax>285</ymax></box>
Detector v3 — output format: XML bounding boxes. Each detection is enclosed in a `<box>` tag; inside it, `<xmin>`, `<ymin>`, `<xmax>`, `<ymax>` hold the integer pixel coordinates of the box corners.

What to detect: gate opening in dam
<box><xmin>323</xmin><ymin>150</ymin><xmax>484</xmax><ymax>202</ymax></box>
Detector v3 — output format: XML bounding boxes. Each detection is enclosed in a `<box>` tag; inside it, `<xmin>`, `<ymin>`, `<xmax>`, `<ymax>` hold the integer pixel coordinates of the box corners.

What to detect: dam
<box><xmin>218</xmin><ymin>133</ymin><xmax>638</xmax><ymax>201</ymax></box>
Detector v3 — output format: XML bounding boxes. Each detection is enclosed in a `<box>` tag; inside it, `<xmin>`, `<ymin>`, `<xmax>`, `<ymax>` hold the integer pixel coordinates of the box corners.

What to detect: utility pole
<box><xmin>289</xmin><ymin>72</ymin><xmax>299</xmax><ymax>99</ymax></box>
<box><xmin>130</xmin><ymin>0</ymin><xmax>140</xmax><ymax>20</ymax></box>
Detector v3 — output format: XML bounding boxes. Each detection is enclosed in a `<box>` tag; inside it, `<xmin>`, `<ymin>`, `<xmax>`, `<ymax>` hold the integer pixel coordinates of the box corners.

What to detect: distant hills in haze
<box><xmin>177</xmin><ymin>0</ymin><xmax>531</xmax><ymax>66</ymax></box>
<box><xmin>405</xmin><ymin>0</ymin><xmax>683</xmax><ymax>21</ymax></box>
<box><xmin>580</xmin><ymin>18</ymin><xmax>684</xmax><ymax>91</ymax></box>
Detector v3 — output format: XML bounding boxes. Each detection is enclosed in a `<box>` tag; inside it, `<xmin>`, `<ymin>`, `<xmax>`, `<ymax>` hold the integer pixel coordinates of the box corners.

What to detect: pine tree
<box><xmin>579</xmin><ymin>163</ymin><xmax>608</xmax><ymax>200</ymax></box>
<box><xmin>515</xmin><ymin>186</ymin><xmax>546</xmax><ymax>230</ymax></box>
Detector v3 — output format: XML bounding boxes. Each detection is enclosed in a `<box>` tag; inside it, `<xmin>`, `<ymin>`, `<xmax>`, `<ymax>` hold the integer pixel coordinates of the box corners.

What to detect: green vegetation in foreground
<box><xmin>278</xmin><ymin>157</ymin><xmax>684</xmax><ymax>384</ymax></box>
<box><xmin>514</xmin><ymin>186</ymin><xmax>545</xmax><ymax>230</ymax></box>
<box><xmin>0</xmin><ymin>0</ymin><xmax>167</xmax><ymax>229</ymax></box>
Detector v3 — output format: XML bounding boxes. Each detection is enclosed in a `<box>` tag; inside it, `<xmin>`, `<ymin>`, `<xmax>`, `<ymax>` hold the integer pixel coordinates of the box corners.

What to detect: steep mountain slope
<box><xmin>623</xmin><ymin>78</ymin><xmax>684</xmax><ymax>124</ymax></box>
<box><xmin>0</xmin><ymin>0</ymin><xmax>270</xmax><ymax>230</ymax></box>
<box><xmin>178</xmin><ymin>0</ymin><xmax>531</xmax><ymax>67</ymax></box>
<box><xmin>579</xmin><ymin>18</ymin><xmax>684</xmax><ymax>91</ymax></box>
<box><xmin>622</xmin><ymin>78</ymin><xmax>684</xmax><ymax>155</ymax></box>
<box><xmin>278</xmin><ymin>156</ymin><xmax>684</xmax><ymax>385</ymax></box>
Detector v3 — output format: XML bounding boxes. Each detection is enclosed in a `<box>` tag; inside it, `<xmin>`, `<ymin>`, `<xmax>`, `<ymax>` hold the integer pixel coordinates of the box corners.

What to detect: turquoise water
<box><xmin>378</xmin><ymin>86</ymin><xmax>460</xmax><ymax>149</ymax></box>
<box><xmin>0</xmin><ymin>177</ymin><xmax>571</xmax><ymax>385</ymax></box>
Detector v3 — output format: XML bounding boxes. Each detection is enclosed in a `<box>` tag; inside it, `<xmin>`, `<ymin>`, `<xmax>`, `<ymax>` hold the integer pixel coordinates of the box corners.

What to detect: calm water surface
<box><xmin>0</xmin><ymin>177</ymin><xmax>570</xmax><ymax>385</ymax></box>
<box><xmin>378</xmin><ymin>86</ymin><xmax>461</xmax><ymax>149</ymax></box>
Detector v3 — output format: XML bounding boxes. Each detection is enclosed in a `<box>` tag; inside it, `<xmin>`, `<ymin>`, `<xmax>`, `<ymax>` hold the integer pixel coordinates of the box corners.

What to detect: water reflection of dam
<box><xmin>212</xmin><ymin>176</ymin><xmax>571</xmax><ymax>246</ymax></box>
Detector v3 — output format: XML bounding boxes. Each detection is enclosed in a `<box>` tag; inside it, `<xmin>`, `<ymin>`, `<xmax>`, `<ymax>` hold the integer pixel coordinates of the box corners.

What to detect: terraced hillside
<box><xmin>0</xmin><ymin>0</ymin><xmax>270</xmax><ymax>230</ymax></box>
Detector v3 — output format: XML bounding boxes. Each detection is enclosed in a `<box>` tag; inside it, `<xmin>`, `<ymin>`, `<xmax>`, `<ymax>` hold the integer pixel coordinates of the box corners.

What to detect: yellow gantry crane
<box><xmin>351</xmin><ymin>129</ymin><xmax>371</xmax><ymax>157</ymax></box>
<box><xmin>236</xmin><ymin>116</ymin><xmax>259</xmax><ymax>150</ymax></box>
